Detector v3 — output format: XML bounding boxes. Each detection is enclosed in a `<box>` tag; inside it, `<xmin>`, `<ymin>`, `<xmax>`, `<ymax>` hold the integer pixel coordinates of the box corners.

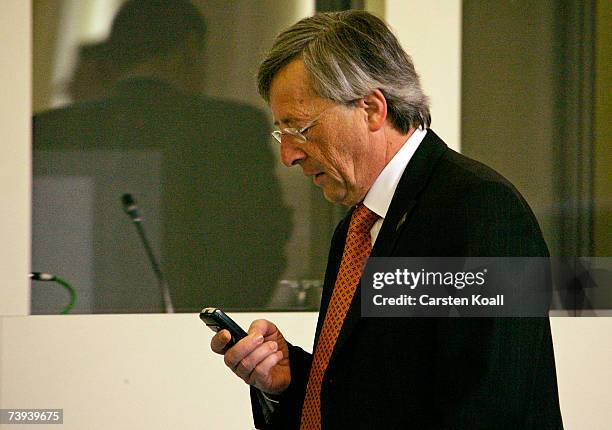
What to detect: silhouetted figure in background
<box><xmin>33</xmin><ymin>0</ymin><xmax>291</xmax><ymax>312</ymax></box>
<box><xmin>67</xmin><ymin>41</ymin><xmax>112</xmax><ymax>103</ymax></box>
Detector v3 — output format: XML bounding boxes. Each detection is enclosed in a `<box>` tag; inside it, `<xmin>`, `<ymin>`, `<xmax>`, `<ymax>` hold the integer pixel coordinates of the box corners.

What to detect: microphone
<box><xmin>29</xmin><ymin>272</ymin><xmax>56</xmax><ymax>281</ymax></box>
<box><xmin>121</xmin><ymin>193</ymin><xmax>174</xmax><ymax>313</ymax></box>
<box><xmin>121</xmin><ymin>193</ymin><xmax>141</xmax><ymax>222</ymax></box>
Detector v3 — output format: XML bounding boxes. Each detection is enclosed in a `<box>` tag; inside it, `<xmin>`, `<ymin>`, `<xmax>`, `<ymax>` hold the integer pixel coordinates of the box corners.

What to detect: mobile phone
<box><xmin>200</xmin><ymin>307</ymin><xmax>248</xmax><ymax>347</ymax></box>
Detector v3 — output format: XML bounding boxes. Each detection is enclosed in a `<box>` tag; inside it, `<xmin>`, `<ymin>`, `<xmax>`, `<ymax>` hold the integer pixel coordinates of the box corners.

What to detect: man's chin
<box><xmin>322</xmin><ymin>187</ymin><xmax>359</xmax><ymax>207</ymax></box>
<box><xmin>321</xmin><ymin>187</ymin><xmax>346</xmax><ymax>205</ymax></box>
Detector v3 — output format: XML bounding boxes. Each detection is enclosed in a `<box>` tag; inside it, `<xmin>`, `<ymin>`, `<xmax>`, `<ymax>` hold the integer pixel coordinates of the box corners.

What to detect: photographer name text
<box><xmin>372</xmin><ymin>294</ymin><xmax>504</xmax><ymax>307</ymax></box>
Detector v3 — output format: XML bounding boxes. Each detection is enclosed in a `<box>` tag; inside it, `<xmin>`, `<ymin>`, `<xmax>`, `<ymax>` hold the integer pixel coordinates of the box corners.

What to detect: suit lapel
<box><xmin>325</xmin><ymin>130</ymin><xmax>449</xmax><ymax>369</ymax></box>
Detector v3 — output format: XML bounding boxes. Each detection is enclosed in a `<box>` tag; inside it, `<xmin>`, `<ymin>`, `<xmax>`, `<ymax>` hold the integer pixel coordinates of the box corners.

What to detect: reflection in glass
<box><xmin>31</xmin><ymin>0</ymin><xmax>329</xmax><ymax>313</ymax></box>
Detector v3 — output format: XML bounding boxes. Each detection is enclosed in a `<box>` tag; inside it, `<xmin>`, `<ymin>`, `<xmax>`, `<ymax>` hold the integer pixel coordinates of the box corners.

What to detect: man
<box><xmin>211</xmin><ymin>11</ymin><xmax>563</xmax><ymax>429</ymax></box>
<box><xmin>33</xmin><ymin>0</ymin><xmax>290</xmax><ymax>312</ymax></box>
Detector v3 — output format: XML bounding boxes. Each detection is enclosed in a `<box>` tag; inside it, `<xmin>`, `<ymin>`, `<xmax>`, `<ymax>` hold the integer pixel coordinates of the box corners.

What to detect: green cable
<box><xmin>31</xmin><ymin>273</ymin><xmax>77</xmax><ymax>314</ymax></box>
<box><xmin>53</xmin><ymin>276</ymin><xmax>77</xmax><ymax>314</ymax></box>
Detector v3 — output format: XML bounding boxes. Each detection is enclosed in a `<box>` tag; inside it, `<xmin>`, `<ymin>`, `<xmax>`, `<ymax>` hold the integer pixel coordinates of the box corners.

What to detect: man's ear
<box><xmin>356</xmin><ymin>89</ymin><xmax>387</xmax><ymax>132</ymax></box>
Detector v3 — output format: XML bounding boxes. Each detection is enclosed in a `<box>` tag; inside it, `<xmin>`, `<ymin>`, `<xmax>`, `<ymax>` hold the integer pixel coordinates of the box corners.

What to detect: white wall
<box><xmin>551</xmin><ymin>318</ymin><xmax>612</xmax><ymax>429</ymax></box>
<box><xmin>0</xmin><ymin>312</ymin><xmax>317</xmax><ymax>430</ymax></box>
<box><xmin>384</xmin><ymin>0</ymin><xmax>462</xmax><ymax>151</ymax></box>
<box><xmin>2</xmin><ymin>315</ymin><xmax>611</xmax><ymax>429</ymax></box>
<box><xmin>0</xmin><ymin>0</ymin><xmax>31</xmax><ymax>316</ymax></box>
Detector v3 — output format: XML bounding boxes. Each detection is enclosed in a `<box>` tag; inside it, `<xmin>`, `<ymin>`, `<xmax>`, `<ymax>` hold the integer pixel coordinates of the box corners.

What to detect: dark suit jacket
<box><xmin>33</xmin><ymin>78</ymin><xmax>291</xmax><ymax>312</ymax></box>
<box><xmin>252</xmin><ymin>130</ymin><xmax>563</xmax><ymax>429</ymax></box>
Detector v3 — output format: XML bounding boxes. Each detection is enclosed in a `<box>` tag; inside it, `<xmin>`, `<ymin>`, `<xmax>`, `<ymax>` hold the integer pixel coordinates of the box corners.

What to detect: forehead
<box><xmin>269</xmin><ymin>59</ymin><xmax>321</xmax><ymax>126</ymax></box>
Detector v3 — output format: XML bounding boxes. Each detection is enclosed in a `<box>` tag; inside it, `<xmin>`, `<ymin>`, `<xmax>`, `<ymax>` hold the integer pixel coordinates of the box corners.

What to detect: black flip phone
<box><xmin>200</xmin><ymin>307</ymin><xmax>248</xmax><ymax>347</ymax></box>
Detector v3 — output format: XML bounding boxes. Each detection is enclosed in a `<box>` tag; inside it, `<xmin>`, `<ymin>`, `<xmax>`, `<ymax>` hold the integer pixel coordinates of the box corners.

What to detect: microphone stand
<box><xmin>122</xmin><ymin>194</ymin><xmax>174</xmax><ymax>313</ymax></box>
<box><xmin>132</xmin><ymin>220</ymin><xmax>174</xmax><ymax>313</ymax></box>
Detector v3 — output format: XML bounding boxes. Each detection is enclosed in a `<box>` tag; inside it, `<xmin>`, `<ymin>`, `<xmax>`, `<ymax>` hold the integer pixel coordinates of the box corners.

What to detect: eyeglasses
<box><xmin>271</xmin><ymin>106</ymin><xmax>331</xmax><ymax>144</ymax></box>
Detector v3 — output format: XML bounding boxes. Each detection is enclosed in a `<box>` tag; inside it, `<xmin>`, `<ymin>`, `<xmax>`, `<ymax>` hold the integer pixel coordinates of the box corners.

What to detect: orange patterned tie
<box><xmin>300</xmin><ymin>204</ymin><xmax>379</xmax><ymax>430</ymax></box>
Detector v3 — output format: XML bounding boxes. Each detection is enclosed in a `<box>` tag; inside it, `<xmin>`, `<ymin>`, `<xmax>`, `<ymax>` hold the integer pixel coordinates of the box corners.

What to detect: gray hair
<box><xmin>257</xmin><ymin>10</ymin><xmax>431</xmax><ymax>133</ymax></box>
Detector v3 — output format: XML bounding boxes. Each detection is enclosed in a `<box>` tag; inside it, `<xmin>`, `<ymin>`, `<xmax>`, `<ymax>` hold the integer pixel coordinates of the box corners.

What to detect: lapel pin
<box><xmin>396</xmin><ymin>212</ymin><xmax>408</xmax><ymax>231</ymax></box>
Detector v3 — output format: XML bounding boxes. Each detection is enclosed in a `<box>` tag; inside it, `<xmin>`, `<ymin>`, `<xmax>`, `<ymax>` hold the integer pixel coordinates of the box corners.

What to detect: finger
<box><xmin>248</xmin><ymin>319</ymin><xmax>275</xmax><ymax>338</ymax></box>
<box><xmin>249</xmin><ymin>350</ymin><xmax>284</xmax><ymax>389</ymax></box>
<box><xmin>210</xmin><ymin>329</ymin><xmax>232</xmax><ymax>354</ymax></box>
<box><xmin>223</xmin><ymin>332</ymin><xmax>264</xmax><ymax>370</ymax></box>
<box><xmin>234</xmin><ymin>341</ymin><xmax>278</xmax><ymax>381</ymax></box>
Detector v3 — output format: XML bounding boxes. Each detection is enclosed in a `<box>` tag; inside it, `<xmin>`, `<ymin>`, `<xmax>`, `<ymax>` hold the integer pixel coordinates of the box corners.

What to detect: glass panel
<box><xmin>31</xmin><ymin>0</ymin><xmax>341</xmax><ymax>314</ymax></box>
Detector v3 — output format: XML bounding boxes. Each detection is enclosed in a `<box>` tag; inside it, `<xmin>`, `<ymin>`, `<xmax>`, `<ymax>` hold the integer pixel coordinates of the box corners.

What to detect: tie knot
<box><xmin>350</xmin><ymin>204</ymin><xmax>379</xmax><ymax>234</ymax></box>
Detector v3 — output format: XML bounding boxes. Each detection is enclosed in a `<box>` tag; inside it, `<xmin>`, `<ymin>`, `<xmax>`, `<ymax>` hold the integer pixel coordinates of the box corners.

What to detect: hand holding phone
<box><xmin>206</xmin><ymin>314</ymin><xmax>292</xmax><ymax>395</ymax></box>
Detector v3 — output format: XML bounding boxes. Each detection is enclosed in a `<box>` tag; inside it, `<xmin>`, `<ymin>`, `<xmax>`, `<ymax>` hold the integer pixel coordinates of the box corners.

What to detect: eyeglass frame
<box><xmin>271</xmin><ymin>105</ymin><xmax>333</xmax><ymax>144</ymax></box>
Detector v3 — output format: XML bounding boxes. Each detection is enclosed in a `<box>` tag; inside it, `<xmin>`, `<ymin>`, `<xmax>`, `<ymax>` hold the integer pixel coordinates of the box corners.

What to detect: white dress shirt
<box><xmin>363</xmin><ymin>128</ymin><xmax>428</xmax><ymax>246</ymax></box>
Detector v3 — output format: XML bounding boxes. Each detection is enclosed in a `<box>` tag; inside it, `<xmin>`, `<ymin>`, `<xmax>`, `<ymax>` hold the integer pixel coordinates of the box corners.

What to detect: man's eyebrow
<box><xmin>273</xmin><ymin>116</ymin><xmax>298</xmax><ymax>128</ymax></box>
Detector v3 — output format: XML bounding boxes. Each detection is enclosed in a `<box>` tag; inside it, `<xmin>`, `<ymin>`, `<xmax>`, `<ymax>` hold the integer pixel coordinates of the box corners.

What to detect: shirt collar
<box><xmin>363</xmin><ymin>128</ymin><xmax>427</xmax><ymax>219</ymax></box>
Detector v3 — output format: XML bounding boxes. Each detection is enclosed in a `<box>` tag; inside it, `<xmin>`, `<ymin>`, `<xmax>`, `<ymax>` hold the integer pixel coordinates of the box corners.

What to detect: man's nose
<box><xmin>280</xmin><ymin>136</ymin><xmax>307</xmax><ymax>167</ymax></box>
